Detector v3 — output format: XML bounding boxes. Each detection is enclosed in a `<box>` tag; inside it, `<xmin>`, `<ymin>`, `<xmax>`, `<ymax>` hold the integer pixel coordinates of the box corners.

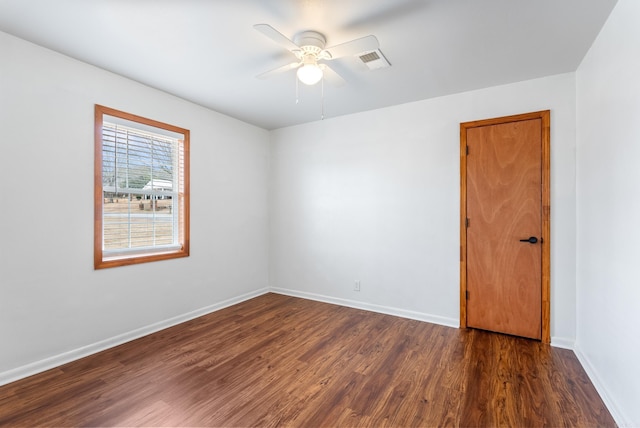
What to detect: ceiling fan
<box><xmin>254</xmin><ymin>23</ymin><xmax>381</xmax><ymax>86</ymax></box>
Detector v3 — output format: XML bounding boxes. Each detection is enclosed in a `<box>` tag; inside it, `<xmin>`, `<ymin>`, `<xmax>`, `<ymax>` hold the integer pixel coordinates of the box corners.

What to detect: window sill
<box><xmin>95</xmin><ymin>246</ymin><xmax>189</xmax><ymax>269</ymax></box>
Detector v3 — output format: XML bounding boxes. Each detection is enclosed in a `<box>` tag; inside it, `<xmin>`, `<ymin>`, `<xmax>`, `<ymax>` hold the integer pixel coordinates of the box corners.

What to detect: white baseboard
<box><xmin>270</xmin><ymin>287</ymin><xmax>460</xmax><ymax>328</ymax></box>
<box><xmin>550</xmin><ymin>336</ymin><xmax>575</xmax><ymax>349</ymax></box>
<box><xmin>574</xmin><ymin>343</ymin><xmax>630</xmax><ymax>427</ymax></box>
<box><xmin>0</xmin><ymin>288</ymin><xmax>269</xmax><ymax>387</ymax></box>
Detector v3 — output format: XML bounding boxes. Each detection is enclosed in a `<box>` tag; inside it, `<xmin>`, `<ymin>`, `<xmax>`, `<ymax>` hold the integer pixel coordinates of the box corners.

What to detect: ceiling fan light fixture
<box><xmin>296</xmin><ymin>55</ymin><xmax>323</xmax><ymax>85</ymax></box>
<box><xmin>297</xmin><ymin>64</ymin><xmax>323</xmax><ymax>85</ymax></box>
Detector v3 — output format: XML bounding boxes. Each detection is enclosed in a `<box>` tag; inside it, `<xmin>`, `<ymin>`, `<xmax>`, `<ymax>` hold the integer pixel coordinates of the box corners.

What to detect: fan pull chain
<box><xmin>295</xmin><ymin>74</ymin><xmax>299</xmax><ymax>105</ymax></box>
<box><xmin>321</xmin><ymin>76</ymin><xmax>325</xmax><ymax>120</ymax></box>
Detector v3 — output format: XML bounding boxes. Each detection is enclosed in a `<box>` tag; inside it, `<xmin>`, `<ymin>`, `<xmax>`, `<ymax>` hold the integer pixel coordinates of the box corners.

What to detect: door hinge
<box><xmin>466</xmin><ymin>218</ymin><xmax>469</xmax><ymax>228</ymax></box>
<box><xmin>466</xmin><ymin>290</ymin><xmax>470</xmax><ymax>300</ymax></box>
<box><xmin>466</xmin><ymin>146</ymin><xmax>469</xmax><ymax>155</ymax></box>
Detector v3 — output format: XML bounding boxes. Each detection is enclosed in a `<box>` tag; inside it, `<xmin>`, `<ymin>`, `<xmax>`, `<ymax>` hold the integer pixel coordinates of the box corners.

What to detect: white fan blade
<box><xmin>320</xmin><ymin>64</ymin><xmax>346</xmax><ymax>87</ymax></box>
<box><xmin>256</xmin><ymin>62</ymin><xmax>300</xmax><ymax>80</ymax></box>
<box><xmin>254</xmin><ymin>24</ymin><xmax>300</xmax><ymax>53</ymax></box>
<box><xmin>324</xmin><ymin>35</ymin><xmax>379</xmax><ymax>59</ymax></box>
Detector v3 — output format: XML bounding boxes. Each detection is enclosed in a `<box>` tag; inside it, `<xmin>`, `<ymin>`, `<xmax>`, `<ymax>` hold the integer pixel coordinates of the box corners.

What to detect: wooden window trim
<box><xmin>94</xmin><ymin>105</ymin><xmax>190</xmax><ymax>269</ymax></box>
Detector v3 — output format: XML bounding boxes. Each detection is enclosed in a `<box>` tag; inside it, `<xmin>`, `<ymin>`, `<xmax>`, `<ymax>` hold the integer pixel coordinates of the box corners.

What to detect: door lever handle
<box><xmin>519</xmin><ymin>237</ymin><xmax>538</xmax><ymax>244</ymax></box>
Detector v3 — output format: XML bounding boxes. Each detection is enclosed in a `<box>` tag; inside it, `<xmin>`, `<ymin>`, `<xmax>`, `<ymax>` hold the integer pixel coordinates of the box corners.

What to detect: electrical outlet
<box><xmin>354</xmin><ymin>280</ymin><xmax>361</xmax><ymax>291</ymax></box>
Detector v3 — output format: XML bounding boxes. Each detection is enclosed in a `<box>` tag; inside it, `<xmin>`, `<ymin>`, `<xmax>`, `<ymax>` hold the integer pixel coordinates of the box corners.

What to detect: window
<box><xmin>94</xmin><ymin>105</ymin><xmax>189</xmax><ymax>269</ymax></box>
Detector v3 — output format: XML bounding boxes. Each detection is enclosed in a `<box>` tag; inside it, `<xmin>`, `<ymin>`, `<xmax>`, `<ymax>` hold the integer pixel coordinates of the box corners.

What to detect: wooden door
<box><xmin>460</xmin><ymin>111</ymin><xmax>550</xmax><ymax>341</ymax></box>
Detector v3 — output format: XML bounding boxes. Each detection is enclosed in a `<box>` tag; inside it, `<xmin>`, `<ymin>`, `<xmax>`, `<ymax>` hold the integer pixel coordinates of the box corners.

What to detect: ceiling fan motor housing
<box><xmin>294</xmin><ymin>31</ymin><xmax>326</xmax><ymax>50</ymax></box>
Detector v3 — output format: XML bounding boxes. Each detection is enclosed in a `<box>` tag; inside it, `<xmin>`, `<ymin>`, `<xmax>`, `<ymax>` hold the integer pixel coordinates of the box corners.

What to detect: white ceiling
<box><xmin>0</xmin><ymin>0</ymin><xmax>617</xmax><ymax>130</ymax></box>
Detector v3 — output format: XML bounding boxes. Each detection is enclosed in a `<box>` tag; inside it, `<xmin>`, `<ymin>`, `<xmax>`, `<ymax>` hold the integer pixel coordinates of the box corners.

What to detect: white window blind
<box><xmin>101</xmin><ymin>122</ymin><xmax>182</xmax><ymax>256</ymax></box>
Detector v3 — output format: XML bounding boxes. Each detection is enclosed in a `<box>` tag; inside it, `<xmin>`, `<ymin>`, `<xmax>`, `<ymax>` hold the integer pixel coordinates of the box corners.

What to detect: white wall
<box><xmin>575</xmin><ymin>0</ymin><xmax>640</xmax><ymax>426</ymax></box>
<box><xmin>270</xmin><ymin>73</ymin><xmax>577</xmax><ymax>343</ymax></box>
<box><xmin>0</xmin><ymin>31</ymin><xmax>270</xmax><ymax>382</ymax></box>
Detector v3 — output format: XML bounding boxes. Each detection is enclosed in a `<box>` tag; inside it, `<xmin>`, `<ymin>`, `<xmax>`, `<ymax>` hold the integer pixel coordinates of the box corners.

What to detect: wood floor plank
<box><xmin>0</xmin><ymin>293</ymin><xmax>615</xmax><ymax>427</ymax></box>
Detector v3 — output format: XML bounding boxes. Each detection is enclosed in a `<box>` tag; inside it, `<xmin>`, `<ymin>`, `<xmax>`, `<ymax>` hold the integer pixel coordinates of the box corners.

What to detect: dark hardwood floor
<box><xmin>0</xmin><ymin>293</ymin><xmax>615</xmax><ymax>427</ymax></box>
